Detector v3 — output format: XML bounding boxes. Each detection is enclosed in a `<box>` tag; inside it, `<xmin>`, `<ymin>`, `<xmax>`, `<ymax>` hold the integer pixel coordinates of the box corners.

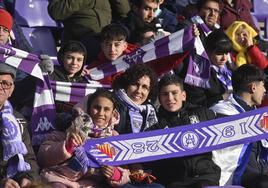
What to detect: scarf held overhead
<box><xmin>0</xmin><ymin>44</ymin><xmax>56</xmax><ymax>146</ymax></box>
<box><xmin>83</xmin><ymin>106</ymin><xmax>268</xmax><ymax>167</ymax></box>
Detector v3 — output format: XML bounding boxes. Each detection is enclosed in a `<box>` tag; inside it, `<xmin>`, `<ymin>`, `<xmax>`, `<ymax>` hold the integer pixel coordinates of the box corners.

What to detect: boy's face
<box><xmin>101</xmin><ymin>40</ymin><xmax>127</xmax><ymax>61</ymax></box>
<box><xmin>252</xmin><ymin>81</ymin><xmax>266</xmax><ymax>106</ymax></box>
<box><xmin>89</xmin><ymin>96</ymin><xmax>115</xmax><ymax>128</ymax></box>
<box><xmin>133</xmin><ymin>0</ymin><xmax>159</xmax><ymax>23</ymax></box>
<box><xmin>159</xmin><ymin>84</ymin><xmax>186</xmax><ymax>112</ymax></box>
<box><xmin>0</xmin><ymin>25</ymin><xmax>10</xmax><ymax>45</ymax></box>
<box><xmin>210</xmin><ymin>52</ymin><xmax>229</xmax><ymax>68</ymax></box>
<box><xmin>63</xmin><ymin>51</ymin><xmax>84</xmax><ymax>77</ymax></box>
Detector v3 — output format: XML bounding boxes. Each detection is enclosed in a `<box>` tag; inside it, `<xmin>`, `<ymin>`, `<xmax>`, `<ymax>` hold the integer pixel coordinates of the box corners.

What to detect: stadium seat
<box><xmin>252</xmin><ymin>0</ymin><xmax>268</xmax><ymax>21</ymax></box>
<box><xmin>20</xmin><ymin>26</ymin><xmax>58</xmax><ymax>64</ymax></box>
<box><xmin>13</xmin><ymin>0</ymin><xmax>61</xmax><ymax>28</ymax></box>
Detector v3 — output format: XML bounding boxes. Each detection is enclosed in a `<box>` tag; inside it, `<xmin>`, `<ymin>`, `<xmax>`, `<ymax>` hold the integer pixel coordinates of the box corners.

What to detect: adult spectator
<box><xmin>47</xmin><ymin>0</ymin><xmax>130</xmax><ymax>63</ymax></box>
<box><xmin>112</xmin><ymin>64</ymin><xmax>158</xmax><ymax>134</ymax></box>
<box><xmin>124</xmin><ymin>0</ymin><xmax>169</xmax><ymax>43</ymax></box>
<box><xmin>210</xmin><ymin>64</ymin><xmax>268</xmax><ymax>187</ymax></box>
<box><xmin>0</xmin><ymin>63</ymin><xmax>40</xmax><ymax>188</ymax></box>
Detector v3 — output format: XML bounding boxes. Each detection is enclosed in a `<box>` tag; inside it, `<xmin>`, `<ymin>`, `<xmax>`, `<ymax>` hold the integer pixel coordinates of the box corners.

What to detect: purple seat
<box><xmin>20</xmin><ymin>26</ymin><xmax>59</xmax><ymax>64</ymax></box>
<box><xmin>14</xmin><ymin>0</ymin><xmax>61</xmax><ymax>27</ymax></box>
<box><xmin>252</xmin><ymin>0</ymin><xmax>268</xmax><ymax>21</ymax></box>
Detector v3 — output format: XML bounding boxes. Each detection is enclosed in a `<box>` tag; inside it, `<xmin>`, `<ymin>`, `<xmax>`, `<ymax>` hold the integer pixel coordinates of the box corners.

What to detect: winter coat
<box><xmin>145</xmin><ymin>102</ymin><xmax>221</xmax><ymax>187</ymax></box>
<box><xmin>48</xmin><ymin>0</ymin><xmax>130</xmax><ymax>42</ymax></box>
<box><xmin>230</xmin><ymin>45</ymin><xmax>268</xmax><ymax>70</ymax></box>
<box><xmin>0</xmin><ymin>110</ymin><xmax>40</xmax><ymax>182</ymax></box>
<box><xmin>220</xmin><ymin>0</ymin><xmax>258</xmax><ymax>32</ymax></box>
<box><xmin>38</xmin><ymin>131</ymin><xmax>130</xmax><ymax>188</ymax></box>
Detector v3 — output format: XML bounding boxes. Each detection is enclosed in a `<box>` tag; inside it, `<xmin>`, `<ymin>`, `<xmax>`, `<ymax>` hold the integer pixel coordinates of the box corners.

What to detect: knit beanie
<box><xmin>0</xmin><ymin>8</ymin><xmax>13</xmax><ymax>32</ymax></box>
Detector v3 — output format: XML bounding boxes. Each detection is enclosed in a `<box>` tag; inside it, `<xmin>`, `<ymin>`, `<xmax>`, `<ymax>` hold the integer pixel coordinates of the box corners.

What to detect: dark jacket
<box><xmin>50</xmin><ymin>66</ymin><xmax>88</xmax><ymax>114</ymax></box>
<box><xmin>48</xmin><ymin>0</ymin><xmax>130</xmax><ymax>42</ymax></box>
<box><xmin>146</xmin><ymin>102</ymin><xmax>221</xmax><ymax>188</ymax></box>
<box><xmin>183</xmin><ymin>68</ymin><xmax>228</xmax><ymax>108</ymax></box>
<box><xmin>50</xmin><ymin>66</ymin><xmax>88</xmax><ymax>83</ymax></box>
<box><xmin>0</xmin><ymin>110</ymin><xmax>40</xmax><ymax>183</ymax></box>
<box><xmin>158</xmin><ymin>7</ymin><xmax>178</xmax><ymax>33</ymax></box>
<box><xmin>122</xmin><ymin>11</ymin><xmax>162</xmax><ymax>43</ymax></box>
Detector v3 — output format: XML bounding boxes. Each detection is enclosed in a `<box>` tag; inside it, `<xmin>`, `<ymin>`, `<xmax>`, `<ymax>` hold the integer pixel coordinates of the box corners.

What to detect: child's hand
<box><xmin>239</xmin><ymin>31</ymin><xmax>253</xmax><ymax>48</ymax></box>
<box><xmin>66</xmin><ymin>132</ymin><xmax>83</xmax><ymax>146</ymax></box>
<box><xmin>102</xmin><ymin>165</ymin><xmax>114</xmax><ymax>179</ymax></box>
<box><xmin>193</xmin><ymin>24</ymin><xmax>200</xmax><ymax>37</ymax></box>
<box><xmin>82</xmin><ymin>66</ymin><xmax>91</xmax><ymax>76</ymax></box>
<box><xmin>65</xmin><ymin>129</ymin><xmax>84</xmax><ymax>153</ymax></box>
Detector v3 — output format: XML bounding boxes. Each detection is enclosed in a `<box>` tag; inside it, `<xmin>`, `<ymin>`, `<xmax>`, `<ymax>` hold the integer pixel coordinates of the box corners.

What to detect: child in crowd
<box><xmin>184</xmin><ymin>29</ymin><xmax>234</xmax><ymax>107</ymax></box>
<box><xmin>37</xmin><ymin>88</ymin><xmax>164</xmax><ymax>188</ymax></box>
<box><xmin>84</xmin><ymin>23</ymin><xmax>188</xmax><ymax>84</ymax></box>
<box><xmin>146</xmin><ymin>73</ymin><xmax>221</xmax><ymax>188</ymax></box>
<box><xmin>226</xmin><ymin>21</ymin><xmax>268</xmax><ymax>69</ymax></box>
<box><xmin>37</xmin><ymin>89</ymin><xmax>126</xmax><ymax>187</ymax></box>
<box><xmin>46</xmin><ymin>40</ymin><xmax>88</xmax><ymax>113</ymax></box>
<box><xmin>50</xmin><ymin>40</ymin><xmax>88</xmax><ymax>83</ymax></box>
<box><xmin>84</xmin><ymin>23</ymin><xmax>137</xmax><ymax>85</ymax></box>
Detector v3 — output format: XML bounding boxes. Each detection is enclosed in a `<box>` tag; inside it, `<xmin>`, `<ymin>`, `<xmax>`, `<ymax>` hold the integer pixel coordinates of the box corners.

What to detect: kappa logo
<box><xmin>189</xmin><ymin>115</ymin><xmax>200</xmax><ymax>124</ymax></box>
<box><xmin>122</xmin><ymin>48</ymin><xmax>146</xmax><ymax>65</ymax></box>
<box><xmin>35</xmin><ymin>117</ymin><xmax>55</xmax><ymax>132</ymax></box>
<box><xmin>181</xmin><ymin>131</ymin><xmax>199</xmax><ymax>149</ymax></box>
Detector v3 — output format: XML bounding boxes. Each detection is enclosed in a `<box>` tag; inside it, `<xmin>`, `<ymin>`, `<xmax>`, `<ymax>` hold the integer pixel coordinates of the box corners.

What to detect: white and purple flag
<box><xmin>0</xmin><ymin>44</ymin><xmax>56</xmax><ymax>146</ymax></box>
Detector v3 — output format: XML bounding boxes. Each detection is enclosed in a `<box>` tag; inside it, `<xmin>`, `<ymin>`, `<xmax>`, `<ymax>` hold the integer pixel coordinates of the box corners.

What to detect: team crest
<box><xmin>97</xmin><ymin>143</ymin><xmax>117</xmax><ymax>158</ymax></box>
<box><xmin>260</xmin><ymin>113</ymin><xmax>268</xmax><ymax>130</ymax></box>
<box><xmin>181</xmin><ymin>131</ymin><xmax>199</xmax><ymax>149</ymax></box>
<box><xmin>122</xmin><ymin>48</ymin><xmax>146</xmax><ymax>65</ymax></box>
<box><xmin>189</xmin><ymin>115</ymin><xmax>200</xmax><ymax>124</ymax></box>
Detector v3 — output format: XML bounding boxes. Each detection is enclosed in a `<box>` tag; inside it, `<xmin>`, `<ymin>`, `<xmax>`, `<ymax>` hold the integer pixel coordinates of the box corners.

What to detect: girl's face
<box><xmin>210</xmin><ymin>52</ymin><xmax>229</xmax><ymax>68</ymax></box>
<box><xmin>63</xmin><ymin>51</ymin><xmax>84</xmax><ymax>77</ymax></box>
<box><xmin>126</xmin><ymin>75</ymin><xmax>151</xmax><ymax>105</ymax></box>
<box><xmin>89</xmin><ymin>96</ymin><xmax>115</xmax><ymax>128</ymax></box>
<box><xmin>235</xmin><ymin>25</ymin><xmax>249</xmax><ymax>46</ymax></box>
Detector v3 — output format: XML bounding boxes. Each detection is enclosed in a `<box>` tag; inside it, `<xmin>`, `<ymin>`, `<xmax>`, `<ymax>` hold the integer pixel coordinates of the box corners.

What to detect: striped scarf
<box><xmin>0</xmin><ymin>44</ymin><xmax>56</xmax><ymax>145</ymax></box>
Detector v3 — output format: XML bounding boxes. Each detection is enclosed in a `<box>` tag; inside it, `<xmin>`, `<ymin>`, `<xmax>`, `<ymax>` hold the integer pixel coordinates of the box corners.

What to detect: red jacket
<box><xmin>220</xmin><ymin>0</ymin><xmax>259</xmax><ymax>32</ymax></box>
<box><xmin>87</xmin><ymin>43</ymin><xmax>188</xmax><ymax>85</ymax></box>
<box><xmin>231</xmin><ymin>45</ymin><xmax>268</xmax><ymax>70</ymax></box>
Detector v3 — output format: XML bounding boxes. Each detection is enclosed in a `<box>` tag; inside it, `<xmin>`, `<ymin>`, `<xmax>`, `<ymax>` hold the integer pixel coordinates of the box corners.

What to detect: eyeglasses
<box><xmin>202</xmin><ymin>7</ymin><xmax>220</xmax><ymax>14</ymax></box>
<box><xmin>0</xmin><ymin>80</ymin><xmax>13</xmax><ymax>90</ymax></box>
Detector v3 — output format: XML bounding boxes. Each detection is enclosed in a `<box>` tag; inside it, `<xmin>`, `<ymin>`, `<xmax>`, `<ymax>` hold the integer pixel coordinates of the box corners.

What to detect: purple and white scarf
<box><xmin>0</xmin><ymin>101</ymin><xmax>31</xmax><ymax>177</ymax></box>
<box><xmin>115</xmin><ymin>89</ymin><xmax>158</xmax><ymax>133</ymax></box>
<box><xmin>0</xmin><ymin>44</ymin><xmax>56</xmax><ymax>146</ymax></box>
<box><xmin>87</xmin><ymin>25</ymin><xmax>195</xmax><ymax>81</ymax></box>
<box><xmin>184</xmin><ymin>15</ymin><xmax>214</xmax><ymax>89</ymax></box>
<box><xmin>50</xmin><ymin>80</ymin><xmax>111</xmax><ymax>103</ymax></box>
<box><xmin>212</xmin><ymin>65</ymin><xmax>233</xmax><ymax>92</ymax></box>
